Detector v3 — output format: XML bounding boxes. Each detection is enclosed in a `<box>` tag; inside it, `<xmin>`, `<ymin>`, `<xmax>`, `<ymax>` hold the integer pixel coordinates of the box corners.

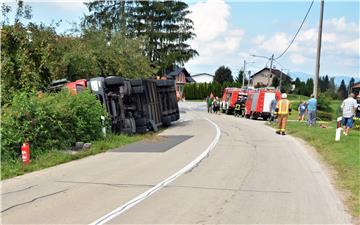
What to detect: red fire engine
<box><xmin>245</xmin><ymin>89</ymin><xmax>281</xmax><ymax>120</ymax></box>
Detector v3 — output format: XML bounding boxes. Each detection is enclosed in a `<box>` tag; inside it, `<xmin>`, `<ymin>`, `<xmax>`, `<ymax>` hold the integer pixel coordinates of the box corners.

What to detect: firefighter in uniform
<box><xmin>234</xmin><ymin>96</ymin><xmax>243</xmax><ymax>117</ymax></box>
<box><xmin>275</xmin><ymin>93</ymin><xmax>292</xmax><ymax>135</ymax></box>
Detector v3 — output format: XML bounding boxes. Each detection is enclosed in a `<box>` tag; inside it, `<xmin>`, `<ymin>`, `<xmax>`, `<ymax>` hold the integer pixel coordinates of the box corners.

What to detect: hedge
<box><xmin>1</xmin><ymin>90</ymin><xmax>108</xmax><ymax>162</ymax></box>
<box><xmin>184</xmin><ymin>82</ymin><xmax>242</xmax><ymax>100</ymax></box>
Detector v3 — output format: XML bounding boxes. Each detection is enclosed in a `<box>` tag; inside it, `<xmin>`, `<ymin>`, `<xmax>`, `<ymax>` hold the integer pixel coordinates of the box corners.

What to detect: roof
<box><xmin>166</xmin><ymin>67</ymin><xmax>195</xmax><ymax>83</ymax></box>
<box><xmin>191</xmin><ymin>73</ymin><xmax>215</xmax><ymax>77</ymax></box>
<box><xmin>251</xmin><ymin>68</ymin><xmax>292</xmax><ymax>80</ymax></box>
<box><xmin>352</xmin><ymin>82</ymin><xmax>360</xmax><ymax>89</ymax></box>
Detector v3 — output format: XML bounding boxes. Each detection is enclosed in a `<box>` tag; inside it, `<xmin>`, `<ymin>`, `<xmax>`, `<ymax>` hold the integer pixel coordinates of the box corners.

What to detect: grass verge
<box><xmin>283</xmin><ymin>121</ymin><xmax>360</xmax><ymax>217</ymax></box>
<box><xmin>1</xmin><ymin>133</ymin><xmax>152</xmax><ymax>180</ymax></box>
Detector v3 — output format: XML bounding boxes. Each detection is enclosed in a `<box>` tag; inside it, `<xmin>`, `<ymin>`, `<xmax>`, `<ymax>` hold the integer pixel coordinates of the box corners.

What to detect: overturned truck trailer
<box><xmin>85</xmin><ymin>76</ymin><xmax>180</xmax><ymax>135</ymax></box>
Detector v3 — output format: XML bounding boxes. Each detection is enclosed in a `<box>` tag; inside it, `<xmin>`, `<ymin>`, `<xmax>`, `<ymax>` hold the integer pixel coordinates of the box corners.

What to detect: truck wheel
<box><xmin>104</xmin><ymin>76</ymin><xmax>124</xmax><ymax>87</ymax></box>
<box><xmin>149</xmin><ymin>120</ymin><xmax>159</xmax><ymax>132</ymax></box>
<box><xmin>175</xmin><ymin>113</ymin><xmax>180</xmax><ymax>120</ymax></box>
<box><xmin>135</xmin><ymin>118</ymin><xmax>147</xmax><ymax>127</ymax></box>
<box><xmin>132</xmin><ymin>86</ymin><xmax>144</xmax><ymax>94</ymax></box>
<box><xmin>162</xmin><ymin>115</ymin><xmax>172</xmax><ymax>126</ymax></box>
<box><xmin>136</xmin><ymin>126</ymin><xmax>147</xmax><ymax>134</ymax></box>
<box><xmin>251</xmin><ymin>113</ymin><xmax>257</xmax><ymax>120</ymax></box>
<box><xmin>122</xmin><ymin>128</ymin><xmax>132</xmax><ymax>135</ymax></box>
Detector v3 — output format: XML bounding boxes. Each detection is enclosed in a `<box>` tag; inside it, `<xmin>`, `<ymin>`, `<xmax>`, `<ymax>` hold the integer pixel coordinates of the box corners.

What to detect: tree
<box><xmin>348</xmin><ymin>77</ymin><xmax>355</xmax><ymax>95</ymax></box>
<box><xmin>235</xmin><ymin>70</ymin><xmax>244</xmax><ymax>84</ymax></box>
<box><xmin>214</xmin><ymin>66</ymin><xmax>233</xmax><ymax>84</ymax></box>
<box><xmin>83</xmin><ymin>1</ymin><xmax>198</xmax><ymax>74</ymax></box>
<box><xmin>271</xmin><ymin>76</ymin><xmax>279</xmax><ymax>88</ymax></box>
<box><xmin>305</xmin><ymin>78</ymin><xmax>314</xmax><ymax>96</ymax></box>
<box><xmin>82</xmin><ymin>1</ymin><xmax>129</xmax><ymax>33</ymax></box>
<box><xmin>293</xmin><ymin>78</ymin><xmax>301</xmax><ymax>94</ymax></box>
<box><xmin>337</xmin><ymin>79</ymin><xmax>347</xmax><ymax>99</ymax></box>
<box><xmin>1</xmin><ymin>1</ymin><xmax>156</xmax><ymax>105</ymax></box>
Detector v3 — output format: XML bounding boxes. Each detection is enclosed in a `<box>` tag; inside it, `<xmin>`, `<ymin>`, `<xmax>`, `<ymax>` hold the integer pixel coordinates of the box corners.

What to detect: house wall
<box><xmin>192</xmin><ymin>75</ymin><xmax>214</xmax><ymax>83</ymax></box>
<box><xmin>251</xmin><ymin>71</ymin><xmax>273</xmax><ymax>86</ymax></box>
<box><xmin>175</xmin><ymin>72</ymin><xmax>186</xmax><ymax>83</ymax></box>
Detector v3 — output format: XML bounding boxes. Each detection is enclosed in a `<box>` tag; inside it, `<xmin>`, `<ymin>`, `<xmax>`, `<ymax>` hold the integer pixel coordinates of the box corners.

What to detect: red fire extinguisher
<box><xmin>21</xmin><ymin>142</ymin><xmax>30</xmax><ymax>164</ymax></box>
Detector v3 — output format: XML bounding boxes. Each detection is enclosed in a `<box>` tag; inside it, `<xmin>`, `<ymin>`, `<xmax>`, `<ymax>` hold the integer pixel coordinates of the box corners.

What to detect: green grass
<box><xmin>282</xmin><ymin>121</ymin><xmax>360</xmax><ymax>217</ymax></box>
<box><xmin>1</xmin><ymin>133</ymin><xmax>152</xmax><ymax>180</ymax></box>
<box><xmin>288</xmin><ymin>94</ymin><xmax>309</xmax><ymax>101</ymax></box>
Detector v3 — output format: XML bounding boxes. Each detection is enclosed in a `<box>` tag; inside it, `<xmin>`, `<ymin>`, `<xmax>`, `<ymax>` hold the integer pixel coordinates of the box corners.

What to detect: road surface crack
<box><xmin>1</xmin><ymin>185</ymin><xmax>38</xmax><ymax>196</ymax></box>
<box><xmin>56</xmin><ymin>180</ymin><xmax>154</xmax><ymax>188</ymax></box>
<box><xmin>1</xmin><ymin>189</ymin><xmax>68</xmax><ymax>213</ymax></box>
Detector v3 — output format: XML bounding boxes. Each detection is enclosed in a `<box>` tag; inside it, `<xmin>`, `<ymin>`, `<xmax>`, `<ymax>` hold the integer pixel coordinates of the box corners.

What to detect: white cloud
<box><xmin>254</xmin><ymin>35</ymin><xmax>265</xmax><ymax>44</ymax></box>
<box><xmin>340</xmin><ymin>38</ymin><xmax>360</xmax><ymax>55</ymax></box>
<box><xmin>253</xmin><ymin>16</ymin><xmax>359</xmax><ymax>76</ymax></box>
<box><xmin>188</xmin><ymin>0</ymin><xmax>230</xmax><ymax>42</ymax></box>
<box><xmin>257</xmin><ymin>32</ymin><xmax>290</xmax><ymax>54</ymax></box>
<box><xmin>297</xmin><ymin>28</ymin><xmax>316</xmax><ymax>42</ymax></box>
<box><xmin>186</xmin><ymin>0</ymin><xmax>245</xmax><ymax>73</ymax></box>
<box><xmin>290</xmin><ymin>54</ymin><xmax>306</xmax><ymax>65</ymax></box>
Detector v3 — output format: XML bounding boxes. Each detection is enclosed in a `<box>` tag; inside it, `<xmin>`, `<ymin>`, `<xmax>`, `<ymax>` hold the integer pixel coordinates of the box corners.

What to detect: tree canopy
<box><xmin>1</xmin><ymin>1</ymin><xmax>157</xmax><ymax>105</ymax></box>
<box><xmin>83</xmin><ymin>1</ymin><xmax>198</xmax><ymax>74</ymax></box>
<box><xmin>214</xmin><ymin>66</ymin><xmax>233</xmax><ymax>84</ymax></box>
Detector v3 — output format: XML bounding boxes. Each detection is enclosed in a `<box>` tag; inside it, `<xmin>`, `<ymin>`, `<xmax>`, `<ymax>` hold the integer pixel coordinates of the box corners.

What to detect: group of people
<box><xmin>273</xmin><ymin>92</ymin><xmax>360</xmax><ymax>136</ymax></box>
<box><xmin>297</xmin><ymin>94</ymin><xmax>317</xmax><ymax>126</ymax></box>
<box><xmin>206</xmin><ymin>95</ymin><xmax>221</xmax><ymax>115</ymax></box>
<box><xmin>205</xmin><ymin>91</ymin><xmax>360</xmax><ymax>137</ymax></box>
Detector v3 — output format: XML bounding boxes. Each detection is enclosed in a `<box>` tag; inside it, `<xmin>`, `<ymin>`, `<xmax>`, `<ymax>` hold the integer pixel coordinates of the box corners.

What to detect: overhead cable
<box><xmin>274</xmin><ymin>0</ymin><xmax>314</xmax><ymax>60</ymax></box>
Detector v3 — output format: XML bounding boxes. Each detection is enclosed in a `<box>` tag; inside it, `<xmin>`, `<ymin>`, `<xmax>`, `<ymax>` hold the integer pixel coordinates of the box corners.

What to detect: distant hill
<box><xmin>289</xmin><ymin>72</ymin><xmax>360</xmax><ymax>86</ymax></box>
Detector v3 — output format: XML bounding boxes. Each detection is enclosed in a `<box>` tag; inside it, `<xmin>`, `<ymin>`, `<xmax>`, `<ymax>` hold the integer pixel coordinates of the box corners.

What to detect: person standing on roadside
<box><xmin>206</xmin><ymin>96</ymin><xmax>210</xmax><ymax>113</ymax></box>
<box><xmin>269</xmin><ymin>97</ymin><xmax>278</xmax><ymax>122</ymax></box>
<box><xmin>207</xmin><ymin>95</ymin><xmax>213</xmax><ymax>113</ymax></box>
<box><xmin>298</xmin><ymin>101</ymin><xmax>307</xmax><ymax>121</ymax></box>
<box><xmin>307</xmin><ymin>94</ymin><xmax>317</xmax><ymax>126</ymax></box>
<box><xmin>341</xmin><ymin>93</ymin><xmax>358</xmax><ymax>136</ymax></box>
<box><xmin>275</xmin><ymin>93</ymin><xmax>292</xmax><ymax>135</ymax></box>
<box><xmin>213</xmin><ymin>97</ymin><xmax>221</xmax><ymax>115</ymax></box>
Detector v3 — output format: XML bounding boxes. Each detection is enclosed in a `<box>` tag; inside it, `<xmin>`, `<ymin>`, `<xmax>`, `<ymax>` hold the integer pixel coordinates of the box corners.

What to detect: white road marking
<box><xmin>89</xmin><ymin>118</ymin><xmax>221</xmax><ymax>225</ymax></box>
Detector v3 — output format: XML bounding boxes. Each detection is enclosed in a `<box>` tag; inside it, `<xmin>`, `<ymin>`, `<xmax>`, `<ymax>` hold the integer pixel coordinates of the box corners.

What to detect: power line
<box><xmin>274</xmin><ymin>0</ymin><xmax>314</xmax><ymax>60</ymax></box>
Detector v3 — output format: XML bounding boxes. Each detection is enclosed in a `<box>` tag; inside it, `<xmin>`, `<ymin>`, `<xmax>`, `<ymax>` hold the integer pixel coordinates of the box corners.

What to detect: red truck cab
<box><xmin>221</xmin><ymin>87</ymin><xmax>249</xmax><ymax>114</ymax></box>
<box><xmin>64</xmin><ymin>79</ymin><xmax>87</xmax><ymax>94</ymax></box>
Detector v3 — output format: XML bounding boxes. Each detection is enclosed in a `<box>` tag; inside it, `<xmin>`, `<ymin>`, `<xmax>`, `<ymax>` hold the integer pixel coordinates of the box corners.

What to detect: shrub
<box><xmin>1</xmin><ymin>90</ymin><xmax>107</xmax><ymax>161</ymax></box>
<box><xmin>317</xmin><ymin>95</ymin><xmax>333</xmax><ymax>113</ymax></box>
<box><xmin>317</xmin><ymin>110</ymin><xmax>333</xmax><ymax>121</ymax></box>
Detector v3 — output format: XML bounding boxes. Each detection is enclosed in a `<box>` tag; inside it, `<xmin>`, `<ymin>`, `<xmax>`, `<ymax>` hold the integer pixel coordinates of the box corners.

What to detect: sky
<box><xmin>3</xmin><ymin>0</ymin><xmax>360</xmax><ymax>78</ymax></box>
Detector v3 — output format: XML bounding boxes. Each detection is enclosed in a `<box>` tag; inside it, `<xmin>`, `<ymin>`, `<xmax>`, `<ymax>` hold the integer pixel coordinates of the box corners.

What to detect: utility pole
<box><xmin>314</xmin><ymin>0</ymin><xmax>324</xmax><ymax>98</ymax></box>
<box><xmin>242</xmin><ymin>60</ymin><xmax>246</xmax><ymax>88</ymax></box>
<box><xmin>267</xmin><ymin>54</ymin><xmax>274</xmax><ymax>87</ymax></box>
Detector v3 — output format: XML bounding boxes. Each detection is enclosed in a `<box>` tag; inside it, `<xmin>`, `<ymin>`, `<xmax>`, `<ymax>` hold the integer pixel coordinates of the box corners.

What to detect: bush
<box><xmin>1</xmin><ymin>90</ymin><xmax>108</xmax><ymax>161</ymax></box>
<box><xmin>317</xmin><ymin>95</ymin><xmax>333</xmax><ymax>113</ymax></box>
<box><xmin>317</xmin><ymin>110</ymin><xmax>333</xmax><ymax>121</ymax></box>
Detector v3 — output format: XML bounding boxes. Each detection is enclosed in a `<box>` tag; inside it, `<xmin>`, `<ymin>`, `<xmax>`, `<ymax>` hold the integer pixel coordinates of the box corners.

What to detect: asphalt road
<box><xmin>1</xmin><ymin>101</ymin><xmax>352</xmax><ymax>224</ymax></box>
